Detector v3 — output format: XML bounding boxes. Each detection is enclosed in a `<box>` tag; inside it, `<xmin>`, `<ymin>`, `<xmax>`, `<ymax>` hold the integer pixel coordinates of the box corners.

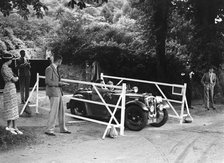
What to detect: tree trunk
<box><xmin>153</xmin><ymin>0</ymin><xmax>170</xmax><ymax>81</ymax></box>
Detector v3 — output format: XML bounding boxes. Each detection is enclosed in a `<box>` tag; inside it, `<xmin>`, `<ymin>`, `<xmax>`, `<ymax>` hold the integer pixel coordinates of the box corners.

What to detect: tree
<box><xmin>0</xmin><ymin>0</ymin><xmax>48</xmax><ymax>19</ymax></box>
<box><xmin>137</xmin><ymin>0</ymin><xmax>171</xmax><ymax>81</ymax></box>
<box><xmin>188</xmin><ymin>0</ymin><xmax>224</xmax><ymax>70</ymax></box>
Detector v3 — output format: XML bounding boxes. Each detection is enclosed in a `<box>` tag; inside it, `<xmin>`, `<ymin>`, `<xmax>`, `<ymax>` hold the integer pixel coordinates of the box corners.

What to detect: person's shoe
<box><xmin>14</xmin><ymin>128</ymin><xmax>23</xmax><ymax>135</ymax></box>
<box><xmin>60</xmin><ymin>130</ymin><xmax>71</xmax><ymax>134</ymax></box>
<box><xmin>205</xmin><ymin>107</ymin><xmax>209</xmax><ymax>110</ymax></box>
<box><xmin>212</xmin><ymin>107</ymin><xmax>216</xmax><ymax>110</ymax></box>
<box><xmin>6</xmin><ymin>127</ymin><xmax>17</xmax><ymax>135</ymax></box>
<box><xmin>45</xmin><ymin>132</ymin><xmax>56</xmax><ymax>136</ymax></box>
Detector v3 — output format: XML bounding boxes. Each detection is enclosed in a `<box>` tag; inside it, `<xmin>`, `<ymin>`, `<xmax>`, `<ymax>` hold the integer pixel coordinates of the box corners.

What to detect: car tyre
<box><xmin>70</xmin><ymin>101</ymin><xmax>87</xmax><ymax>117</ymax></box>
<box><xmin>150</xmin><ymin>109</ymin><xmax>168</xmax><ymax>127</ymax></box>
<box><xmin>125</xmin><ymin>105</ymin><xmax>148</xmax><ymax>131</ymax></box>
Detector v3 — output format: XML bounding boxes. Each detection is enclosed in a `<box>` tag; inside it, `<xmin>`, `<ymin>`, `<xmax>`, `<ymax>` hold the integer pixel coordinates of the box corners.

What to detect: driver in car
<box><xmin>92</xmin><ymin>79</ymin><xmax>111</xmax><ymax>101</ymax></box>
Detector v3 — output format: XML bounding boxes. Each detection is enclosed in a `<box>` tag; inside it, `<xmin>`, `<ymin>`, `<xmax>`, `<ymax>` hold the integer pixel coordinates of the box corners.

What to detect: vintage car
<box><xmin>66</xmin><ymin>87</ymin><xmax>169</xmax><ymax>131</ymax></box>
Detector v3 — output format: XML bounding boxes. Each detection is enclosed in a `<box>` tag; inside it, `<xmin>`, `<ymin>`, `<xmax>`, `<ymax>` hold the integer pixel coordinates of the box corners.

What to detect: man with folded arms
<box><xmin>45</xmin><ymin>54</ymin><xmax>71</xmax><ymax>136</ymax></box>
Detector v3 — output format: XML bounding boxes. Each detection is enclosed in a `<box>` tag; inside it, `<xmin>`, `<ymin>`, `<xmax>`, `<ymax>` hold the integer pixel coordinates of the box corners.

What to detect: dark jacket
<box><xmin>16</xmin><ymin>57</ymin><xmax>31</xmax><ymax>76</ymax></box>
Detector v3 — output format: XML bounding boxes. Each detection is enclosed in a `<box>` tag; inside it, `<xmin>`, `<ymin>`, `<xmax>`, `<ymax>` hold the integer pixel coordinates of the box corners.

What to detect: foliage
<box><xmin>101</xmin><ymin>5</ymin><xmax>113</xmax><ymax>22</ymax></box>
<box><xmin>136</xmin><ymin>0</ymin><xmax>171</xmax><ymax>81</ymax></box>
<box><xmin>0</xmin><ymin>0</ymin><xmax>48</xmax><ymax>19</ymax></box>
<box><xmin>1</xmin><ymin>0</ymin><xmax>224</xmax><ymax>93</ymax></box>
<box><xmin>0</xmin><ymin>40</ymin><xmax>7</xmax><ymax>53</ymax></box>
<box><xmin>0</xmin><ymin>12</ymin><xmax>57</xmax><ymax>58</ymax></box>
<box><xmin>188</xmin><ymin>0</ymin><xmax>224</xmax><ymax>73</ymax></box>
<box><xmin>3</xmin><ymin>39</ymin><xmax>15</xmax><ymax>51</ymax></box>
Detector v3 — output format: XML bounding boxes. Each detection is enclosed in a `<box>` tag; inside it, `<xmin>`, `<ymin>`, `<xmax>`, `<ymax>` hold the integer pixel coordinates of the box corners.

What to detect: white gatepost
<box><xmin>120</xmin><ymin>83</ymin><xmax>126</xmax><ymax>136</ymax></box>
<box><xmin>35</xmin><ymin>73</ymin><xmax>39</xmax><ymax>113</ymax></box>
<box><xmin>180</xmin><ymin>83</ymin><xmax>187</xmax><ymax>124</ymax></box>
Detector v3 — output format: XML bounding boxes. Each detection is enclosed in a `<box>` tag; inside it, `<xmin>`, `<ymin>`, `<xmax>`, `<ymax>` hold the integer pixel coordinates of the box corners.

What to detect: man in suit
<box><xmin>16</xmin><ymin>50</ymin><xmax>31</xmax><ymax>104</ymax></box>
<box><xmin>201</xmin><ymin>66</ymin><xmax>217</xmax><ymax>110</ymax></box>
<box><xmin>45</xmin><ymin>55</ymin><xmax>71</xmax><ymax>136</ymax></box>
<box><xmin>181</xmin><ymin>62</ymin><xmax>194</xmax><ymax>109</ymax></box>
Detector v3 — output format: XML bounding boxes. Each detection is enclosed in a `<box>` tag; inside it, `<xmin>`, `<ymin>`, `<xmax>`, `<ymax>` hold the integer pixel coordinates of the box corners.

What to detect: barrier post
<box><xmin>120</xmin><ymin>83</ymin><xmax>126</xmax><ymax>136</ymax></box>
<box><xmin>35</xmin><ymin>73</ymin><xmax>39</xmax><ymax>113</ymax></box>
<box><xmin>100</xmin><ymin>73</ymin><xmax>104</xmax><ymax>80</ymax></box>
<box><xmin>180</xmin><ymin>83</ymin><xmax>187</xmax><ymax>124</ymax></box>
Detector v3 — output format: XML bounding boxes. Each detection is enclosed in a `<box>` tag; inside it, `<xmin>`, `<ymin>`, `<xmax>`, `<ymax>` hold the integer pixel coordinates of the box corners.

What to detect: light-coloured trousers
<box><xmin>204</xmin><ymin>84</ymin><xmax>215</xmax><ymax>108</ymax></box>
<box><xmin>46</xmin><ymin>96</ymin><xmax>67</xmax><ymax>133</ymax></box>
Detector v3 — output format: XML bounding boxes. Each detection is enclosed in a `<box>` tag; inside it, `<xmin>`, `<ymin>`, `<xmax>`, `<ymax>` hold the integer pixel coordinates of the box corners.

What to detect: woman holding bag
<box><xmin>1</xmin><ymin>53</ymin><xmax>23</xmax><ymax>135</ymax></box>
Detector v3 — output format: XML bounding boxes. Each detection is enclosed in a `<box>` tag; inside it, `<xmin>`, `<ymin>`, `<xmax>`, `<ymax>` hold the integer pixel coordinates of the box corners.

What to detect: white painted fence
<box><xmin>20</xmin><ymin>73</ymin><xmax>193</xmax><ymax>139</ymax></box>
<box><xmin>20</xmin><ymin>73</ymin><xmax>126</xmax><ymax>139</ymax></box>
<box><xmin>100</xmin><ymin>73</ymin><xmax>193</xmax><ymax>124</ymax></box>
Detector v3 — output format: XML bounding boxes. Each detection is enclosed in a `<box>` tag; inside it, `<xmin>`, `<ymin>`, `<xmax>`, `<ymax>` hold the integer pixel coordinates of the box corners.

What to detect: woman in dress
<box><xmin>1</xmin><ymin>53</ymin><xmax>23</xmax><ymax>135</ymax></box>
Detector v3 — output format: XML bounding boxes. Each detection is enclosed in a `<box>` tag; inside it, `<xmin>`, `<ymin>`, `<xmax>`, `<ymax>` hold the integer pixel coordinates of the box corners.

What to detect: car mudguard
<box><xmin>125</xmin><ymin>100</ymin><xmax>148</xmax><ymax>111</ymax></box>
<box><xmin>67</xmin><ymin>94</ymin><xmax>85</xmax><ymax>109</ymax></box>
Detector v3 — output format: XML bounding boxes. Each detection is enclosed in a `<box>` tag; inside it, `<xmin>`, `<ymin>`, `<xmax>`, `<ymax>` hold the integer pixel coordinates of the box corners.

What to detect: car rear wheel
<box><xmin>125</xmin><ymin>105</ymin><xmax>148</xmax><ymax>131</ymax></box>
<box><xmin>70</xmin><ymin>101</ymin><xmax>87</xmax><ymax>117</ymax></box>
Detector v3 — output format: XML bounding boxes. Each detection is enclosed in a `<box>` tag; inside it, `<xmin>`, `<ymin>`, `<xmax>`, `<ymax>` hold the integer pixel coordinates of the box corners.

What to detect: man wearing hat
<box><xmin>201</xmin><ymin>66</ymin><xmax>217</xmax><ymax>110</ymax></box>
<box><xmin>181</xmin><ymin>62</ymin><xmax>194</xmax><ymax>109</ymax></box>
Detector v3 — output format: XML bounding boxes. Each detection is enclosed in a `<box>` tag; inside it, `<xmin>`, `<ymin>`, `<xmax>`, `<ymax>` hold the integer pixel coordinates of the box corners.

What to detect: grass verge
<box><xmin>0</xmin><ymin>126</ymin><xmax>42</xmax><ymax>152</ymax></box>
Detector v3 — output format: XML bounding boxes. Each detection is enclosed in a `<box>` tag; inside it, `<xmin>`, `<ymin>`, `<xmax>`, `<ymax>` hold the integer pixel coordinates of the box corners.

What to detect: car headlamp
<box><xmin>149</xmin><ymin>105</ymin><xmax>155</xmax><ymax>112</ymax></box>
<box><xmin>155</xmin><ymin>96</ymin><xmax>162</xmax><ymax>103</ymax></box>
<box><xmin>133</xmin><ymin>86</ymin><xmax>138</xmax><ymax>93</ymax></box>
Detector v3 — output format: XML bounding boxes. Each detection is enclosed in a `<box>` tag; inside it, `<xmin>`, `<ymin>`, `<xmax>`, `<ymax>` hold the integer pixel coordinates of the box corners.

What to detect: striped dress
<box><xmin>1</xmin><ymin>63</ymin><xmax>19</xmax><ymax>120</ymax></box>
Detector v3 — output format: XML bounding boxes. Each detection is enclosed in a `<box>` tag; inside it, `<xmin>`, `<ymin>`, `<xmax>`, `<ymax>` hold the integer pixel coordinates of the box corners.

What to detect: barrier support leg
<box><xmin>20</xmin><ymin>81</ymin><xmax>38</xmax><ymax>115</ymax></box>
<box><xmin>184</xmin><ymin>96</ymin><xmax>193</xmax><ymax>121</ymax></box>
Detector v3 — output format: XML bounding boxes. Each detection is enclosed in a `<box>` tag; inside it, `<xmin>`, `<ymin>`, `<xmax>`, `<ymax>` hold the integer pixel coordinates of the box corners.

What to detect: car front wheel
<box><xmin>125</xmin><ymin>105</ymin><xmax>148</xmax><ymax>131</ymax></box>
<box><xmin>150</xmin><ymin>109</ymin><xmax>168</xmax><ymax>127</ymax></box>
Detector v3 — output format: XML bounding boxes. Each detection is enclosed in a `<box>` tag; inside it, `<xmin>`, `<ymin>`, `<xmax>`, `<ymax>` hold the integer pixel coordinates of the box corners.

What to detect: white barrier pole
<box><xmin>155</xmin><ymin>84</ymin><xmax>180</xmax><ymax>117</ymax></box>
<box><xmin>180</xmin><ymin>83</ymin><xmax>187</xmax><ymax>124</ymax></box>
<box><xmin>120</xmin><ymin>83</ymin><xmax>126</xmax><ymax>136</ymax></box>
<box><xmin>92</xmin><ymin>84</ymin><xmax>120</xmax><ymax>125</ymax></box>
<box><xmin>102</xmin><ymin>74</ymin><xmax>184</xmax><ymax>88</ymax></box>
<box><xmin>102</xmin><ymin>95</ymin><xmax>123</xmax><ymax>139</ymax></box>
<box><xmin>20</xmin><ymin>81</ymin><xmax>38</xmax><ymax>115</ymax></box>
<box><xmin>36</xmin><ymin>73</ymin><xmax>39</xmax><ymax>113</ymax></box>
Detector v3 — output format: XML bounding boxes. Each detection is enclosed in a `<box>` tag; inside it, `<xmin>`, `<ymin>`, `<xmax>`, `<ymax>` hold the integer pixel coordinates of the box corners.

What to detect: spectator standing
<box><xmin>45</xmin><ymin>55</ymin><xmax>71</xmax><ymax>136</ymax></box>
<box><xmin>181</xmin><ymin>62</ymin><xmax>194</xmax><ymax>109</ymax></box>
<box><xmin>16</xmin><ymin>50</ymin><xmax>31</xmax><ymax>104</ymax></box>
<box><xmin>201</xmin><ymin>66</ymin><xmax>217</xmax><ymax>110</ymax></box>
<box><xmin>1</xmin><ymin>53</ymin><xmax>23</xmax><ymax>135</ymax></box>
